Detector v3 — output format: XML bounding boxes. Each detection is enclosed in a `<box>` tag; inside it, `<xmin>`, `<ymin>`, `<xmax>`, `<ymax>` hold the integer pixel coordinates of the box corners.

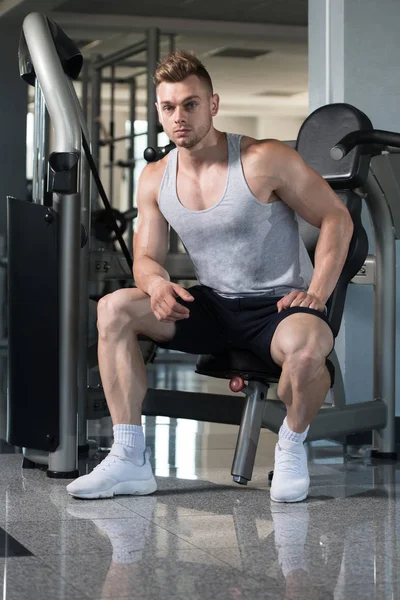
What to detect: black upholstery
<box><xmin>296</xmin><ymin>103</ymin><xmax>373</xmax><ymax>189</ymax></box>
<box><xmin>197</xmin><ymin>350</ymin><xmax>279</xmax><ymax>382</ymax></box>
<box><xmin>196</xmin><ymin>103</ymin><xmax>370</xmax><ymax>384</ymax></box>
<box><xmin>19</xmin><ymin>17</ymin><xmax>83</xmax><ymax>87</ymax></box>
<box><xmin>196</xmin><ymin>350</ymin><xmax>336</xmax><ymax>388</ymax></box>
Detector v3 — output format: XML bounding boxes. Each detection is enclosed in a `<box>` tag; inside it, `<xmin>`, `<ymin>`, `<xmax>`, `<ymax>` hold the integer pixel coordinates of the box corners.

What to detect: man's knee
<box><xmin>272</xmin><ymin>314</ymin><xmax>333</xmax><ymax>366</ymax></box>
<box><xmin>97</xmin><ymin>289</ymin><xmax>142</xmax><ymax>339</ymax></box>
<box><xmin>283</xmin><ymin>345</ymin><xmax>327</xmax><ymax>384</ymax></box>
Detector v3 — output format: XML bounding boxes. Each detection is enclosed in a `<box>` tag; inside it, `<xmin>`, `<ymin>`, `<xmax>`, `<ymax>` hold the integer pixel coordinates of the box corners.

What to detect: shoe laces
<box><xmin>276</xmin><ymin>444</ymin><xmax>302</xmax><ymax>474</ymax></box>
<box><xmin>92</xmin><ymin>452</ymin><xmax>126</xmax><ymax>473</ymax></box>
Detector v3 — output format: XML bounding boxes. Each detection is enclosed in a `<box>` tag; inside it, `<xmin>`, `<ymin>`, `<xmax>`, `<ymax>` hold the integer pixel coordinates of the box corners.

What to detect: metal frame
<box><xmin>90</xmin><ymin>28</ymin><xmax>161</xmax><ymax>205</ymax></box>
<box><xmin>0</xmin><ymin>234</ymin><xmax>5</xmax><ymax>349</ymax></box>
<box><xmin>32</xmin><ymin>80</ymin><xmax>49</xmax><ymax>204</ymax></box>
<box><xmin>23</xmin><ymin>12</ymin><xmax>83</xmax><ymax>475</ymax></box>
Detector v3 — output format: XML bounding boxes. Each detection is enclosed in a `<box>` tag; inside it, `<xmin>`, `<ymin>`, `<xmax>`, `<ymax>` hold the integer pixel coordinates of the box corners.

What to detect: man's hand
<box><xmin>149</xmin><ymin>280</ymin><xmax>195</xmax><ymax>322</ymax></box>
<box><xmin>277</xmin><ymin>290</ymin><xmax>325</xmax><ymax>313</ymax></box>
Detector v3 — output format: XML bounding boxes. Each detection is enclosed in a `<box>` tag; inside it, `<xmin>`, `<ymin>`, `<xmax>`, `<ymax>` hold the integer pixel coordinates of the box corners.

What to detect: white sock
<box><xmin>273</xmin><ymin>506</ymin><xmax>310</xmax><ymax>577</ymax></box>
<box><xmin>113</xmin><ymin>424</ymin><xmax>145</xmax><ymax>464</ymax></box>
<box><xmin>94</xmin><ymin>517</ymin><xmax>151</xmax><ymax>564</ymax></box>
<box><xmin>279</xmin><ymin>417</ymin><xmax>309</xmax><ymax>444</ymax></box>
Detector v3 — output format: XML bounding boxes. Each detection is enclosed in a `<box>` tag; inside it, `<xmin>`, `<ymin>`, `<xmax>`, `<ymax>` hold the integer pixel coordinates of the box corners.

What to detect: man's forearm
<box><xmin>133</xmin><ymin>256</ymin><xmax>170</xmax><ymax>296</ymax></box>
<box><xmin>307</xmin><ymin>214</ymin><xmax>354</xmax><ymax>303</ymax></box>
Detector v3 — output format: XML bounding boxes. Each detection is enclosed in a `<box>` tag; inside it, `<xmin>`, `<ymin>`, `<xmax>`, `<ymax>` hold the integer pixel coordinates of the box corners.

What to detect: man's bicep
<box><xmin>134</xmin><ymin>170</ymin><xmax>169</xmax><ymax>264</ymax></box>
<box><xmin>134</xmin><ymin>205</ymin><xmax>169</xmax><ymax>264</ymax></box>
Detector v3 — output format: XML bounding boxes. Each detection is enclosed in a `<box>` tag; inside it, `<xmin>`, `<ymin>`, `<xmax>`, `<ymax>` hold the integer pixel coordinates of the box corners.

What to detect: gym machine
<box><xmin>6</xmin><ymin>13</ymin><xmax>398</xmax><ymax>483</ymax></box>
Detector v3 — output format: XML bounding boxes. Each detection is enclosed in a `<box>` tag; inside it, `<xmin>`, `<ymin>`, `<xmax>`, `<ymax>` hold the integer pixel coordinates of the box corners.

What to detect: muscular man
<box><xmin>67</xmin><ymin>51</ymin><xmax>353</xmax><ymax>503</ymax></box>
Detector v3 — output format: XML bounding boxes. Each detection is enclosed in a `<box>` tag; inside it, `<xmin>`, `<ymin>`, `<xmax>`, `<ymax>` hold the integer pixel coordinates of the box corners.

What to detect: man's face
<box><xmin>156</xmin><ymin>74</ymin><xmax>219</xmax><ymax>149</ymax></box>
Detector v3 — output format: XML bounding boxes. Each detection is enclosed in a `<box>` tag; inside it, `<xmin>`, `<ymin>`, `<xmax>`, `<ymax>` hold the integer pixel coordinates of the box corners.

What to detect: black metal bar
<box><xmin>146</xmin><ymin>28</ymin><xmax>160</xmax><ymax>149</ymax></box>
<box><xmin>95</xmin><ymin>40</ymin><xmax>147</xmax><ymax>70</ymax></box>
<box><xmin>132</xmin><ymin>69</ymin><xmax>147</xmax><ymax>80</ymax></box>
<box><xmin>128</xmin><ymin>78</ymin><xmax>136</xmax><ymax>250</ymax></box>
<box><xmin>81</xmin><ymin>60</ymin><xmax>89</xmax><ymax>122</ymax></box>
<box><xmin>90</xmin><ymin>55</ymin><xmax>101</xmax><ymax>210</ymax></box>
<box><xmin>144</xmin><ymin>388</ymin><xmax>246</xmax><ymax>426</ymax></box>
<box><xmin>331</xmin><ymin>129</ymin><xmax>400</xmax><ymax>160</ymax></box>
<box><xmin>99</xmin><ymin>130</ymin><xmax>147</xmax><ymax>146</ymax></box>
<box><xmin>119</xmin><ymin>60</ymin><xmax>147</xmax><ymax>68</ymax></box>
<box><xmin>78</xmin><ymin>77</ymin><xmax>128</xmax><ymax>85</ymax></box>
<box><xmin>109</xmin><ymin>65</ymin><xmax>115</xmax><ymax>203</ymax></box>
<box><xmin>81</xmin><ymin>132</ymin><xmax>133</xmax><ymax>271</ymax></box>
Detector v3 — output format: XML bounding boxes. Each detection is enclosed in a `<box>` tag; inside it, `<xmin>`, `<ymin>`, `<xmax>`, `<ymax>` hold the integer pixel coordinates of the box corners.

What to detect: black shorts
<box><xmin>157</xmin><ymin>285</ymin><xmax>334</xmax><ymax>377</ymax></box>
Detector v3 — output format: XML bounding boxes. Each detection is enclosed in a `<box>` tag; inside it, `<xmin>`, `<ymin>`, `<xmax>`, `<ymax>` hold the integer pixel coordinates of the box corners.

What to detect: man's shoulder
<box><xmin>239</xmin><ymin>136</ymin><xmax>290</xmax><ymax>171</ymax></box>
<box><xmin>140</xmin><ymin>155</ymin><xmax>169</xmax><ymax>191</ymax></box>
<box><xmin>240</xmin><ymin>135</ymin><xmax>286</xmax><ymax>157</ymax></box>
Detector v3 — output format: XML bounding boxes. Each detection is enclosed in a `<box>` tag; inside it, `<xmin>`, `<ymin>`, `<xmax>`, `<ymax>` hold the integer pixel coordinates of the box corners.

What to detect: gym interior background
<box><xmin>0</xmin><ymin>1</ymin><xmax>400</xmax><ymax>599</ymax></box>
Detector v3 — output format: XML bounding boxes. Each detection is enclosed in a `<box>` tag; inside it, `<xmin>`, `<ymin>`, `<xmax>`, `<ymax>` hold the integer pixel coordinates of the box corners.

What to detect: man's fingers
<box><xmin>162</xmin><ymin>300</ymin><xmax>189</xmax><ymax>320</ymax></box>
<box><xmin>309</xmin><ymin>300</ymin><xmax>324</xmax><ymax>312</ymax></box>
<box><xmin>288</xmin><ymin>292</ymin><xmax>307</xmax><ymax>307</ymax></box>
<box><xmin>299</xmin><ymin>298</ymin><xmax>313</xmax><ymax>308</ymax></box>
<box><xmin>164</xmin><ymin>295</ymin><xmax>190</xmax><ymax>315</ymax></box>
<box><xmin>173</xmin><ymin>284</ymin><xmax>195</xmax><ymax>302</ymax></box>
<box><xmin>278</xmin><ymin>293</ymin><xmax>297</xmax><ymax>310</ymax></box>
<box><xmin>278</xmin><ymin>291</ymin><xmax>325</xmax><ymax>312</ymax></box>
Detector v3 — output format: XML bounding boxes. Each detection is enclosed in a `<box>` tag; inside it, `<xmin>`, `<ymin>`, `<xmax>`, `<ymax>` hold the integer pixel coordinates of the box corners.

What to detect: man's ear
<box><xmin>211</xmin><ymin>93</ymin><xmax>220</xmax><ymax>117</ymax></box>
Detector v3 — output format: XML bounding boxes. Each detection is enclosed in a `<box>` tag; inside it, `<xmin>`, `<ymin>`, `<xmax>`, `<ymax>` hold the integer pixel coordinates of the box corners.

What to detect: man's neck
<box><xmin>177</xmin><ymin>129</ymin><xmax>227</xmax><ymax>172</ymax></box>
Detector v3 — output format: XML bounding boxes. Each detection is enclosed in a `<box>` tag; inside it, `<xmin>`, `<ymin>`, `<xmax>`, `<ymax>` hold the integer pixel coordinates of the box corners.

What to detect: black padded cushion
<box><xmin>196</xmin><ymin>350</ymin><xmax>335</xmax><ymax>388</ymax></box>
<box><xmin>19</xmin><ymin>17</ymin><xmax>83</xmax><ymax>86</ymax></box>
<box><xmin>296</xmin><ymin>103</ymin><xmax>373</xmax><ymax>189</ymax></box>
<box><xmin>297</xmin><ymin>189</ymin><xmax>368</xmax><ymax>338</ymax></box>
<box><xmin>325</xmin><ymin>191</ymin><xmax>368</xmax><ymax>335</ymax></box>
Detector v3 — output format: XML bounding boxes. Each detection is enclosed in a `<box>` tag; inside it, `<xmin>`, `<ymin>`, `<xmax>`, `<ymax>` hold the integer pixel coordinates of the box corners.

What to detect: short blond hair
<box><xmin>153</xmin><ymin>50</ymin><xmax>213</xmax><ymax>94</ymax></box>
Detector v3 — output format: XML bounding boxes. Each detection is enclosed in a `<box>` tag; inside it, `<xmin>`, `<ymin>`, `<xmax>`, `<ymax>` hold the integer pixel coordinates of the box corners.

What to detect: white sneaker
<box><xmin>66</xmin><ymin>446</ymin><xmax>157</xmax><ymax>499</ymax></box>
<box><xmin>270</xmin><ymin>439</ymin><xmax>310</xmax><ymax>503</ymax></box>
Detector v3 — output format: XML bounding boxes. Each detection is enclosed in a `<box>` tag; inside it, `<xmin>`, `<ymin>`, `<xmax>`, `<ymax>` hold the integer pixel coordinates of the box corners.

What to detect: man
<box><xmin>67</xmin><ymin>50</ymin><xmax>353</xmax><ymax>502</ymax></box>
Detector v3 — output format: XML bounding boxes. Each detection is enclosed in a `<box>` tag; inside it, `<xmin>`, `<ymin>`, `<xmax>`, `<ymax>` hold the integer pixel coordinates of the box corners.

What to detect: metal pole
<box><xmin>90</xmin><ymin>56</ymin><xmax>102</xmax><ymax>211</ymax></box>
<box><xmin>167</xmin><ymin>34</ymin><xmax>179</xmax><ymax>253</ymax></box>
<box><xmin>146</xmin><ymin>28</ymin><xmax>160</xmax><ymax>149</ymax></box>
<box><xmin>50</xmin><ymin>192</ymin><xmax>81</xmax><ymax>474</ymax></box>
<box><xmin>364</xmin><ymin>169</ymin><xmax>396</xmax><ymax>455</ymax></box>
<box><xmin>128</xmin><ymin>78</ymin><xmax>136</xmax><ymax>251</ymax></box>
<box><xmin>95</xmin><ymin>40</ymin><xmax>147</xmax><ymax>70</ymax></box>
<box><xmin>78</xmin><ymin>149</ymin><xmax>90</xmax><ymax>452</ymax></box>
<box><xmin>0</xmin><ymin>235</ymin><xmax>5</xmax><ymax>344</ymax></box>
<box><xmin>119</xmin><ymin>60</ymin><xmax>147</xmax><ymax>68</ymax></box>
<box><xmin>23</xmin><ymin>12</ymin><xmax>82</xmax><ymax>476</ymax></box>
<box><xmin>81</xmin><ymin>59</ymin><xmax>90</xmax><ymax>123</ymax></box>
<box><xmin>109</xmin><ymin>65</ymin><xmax>115</xmax><ymax>204</ymax></box>
<box><xmin>32</xmin><ymin>80</ymin><xmax>41</xmax><ymax>203</ymax></box>
<box><xmin>32</xmin><ymin>80</ymin><xmax>48</xmax><ymax>204</ymax></box>
<box><xmin>67</xmin><ymin>77</ymin><xmax>92</xmax><ymax>453</ymax></box>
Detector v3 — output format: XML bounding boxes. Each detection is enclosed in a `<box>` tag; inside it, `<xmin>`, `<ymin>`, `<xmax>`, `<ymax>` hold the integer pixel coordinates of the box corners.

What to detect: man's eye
<box><xmin>186</xmin><ymin>103</ymin><xmax>196</xmax><ymax>109</ymax></box>
<box><xmin>164</xmin><ymin>106</ymin><xmax>173</xmax><ymax>112</ymax></box>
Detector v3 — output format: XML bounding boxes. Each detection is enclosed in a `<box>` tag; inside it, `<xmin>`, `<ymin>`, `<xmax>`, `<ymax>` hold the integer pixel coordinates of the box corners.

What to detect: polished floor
<box><xmin>0</xmin><ymin>352</ymin><xmax>399</xmax><ymax>599</ymax></box>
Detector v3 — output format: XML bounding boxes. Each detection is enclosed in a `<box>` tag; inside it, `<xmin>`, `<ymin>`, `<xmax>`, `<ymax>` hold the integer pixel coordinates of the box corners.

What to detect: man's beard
<box><xmin>174</xmin><ymin>122</ymin><xmax>211</xmax><ymax>149</ymax></box>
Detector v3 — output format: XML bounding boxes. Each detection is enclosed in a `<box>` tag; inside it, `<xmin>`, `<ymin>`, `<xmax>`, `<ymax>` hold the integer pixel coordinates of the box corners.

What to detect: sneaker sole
<box><xmin>270</xmin><ymin>491</ymin><xmax>308</xmax><ymax>503</ymax></box>
<box><xmin>67</xmin><ymin>477</ymin><xmax>157</xmax><ymax>499</ymax></box>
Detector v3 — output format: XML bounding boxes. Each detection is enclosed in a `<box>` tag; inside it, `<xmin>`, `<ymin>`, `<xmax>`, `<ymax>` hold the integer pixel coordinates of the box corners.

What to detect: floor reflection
<box><xmin>0</xmin><ymin>350</ymin><xmax>399</xmax><ymax>598</ymax></box>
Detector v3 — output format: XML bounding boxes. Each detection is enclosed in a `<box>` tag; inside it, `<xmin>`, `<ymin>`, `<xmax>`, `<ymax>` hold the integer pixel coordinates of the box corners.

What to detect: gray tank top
<box><xmin>158</xmin><ymin>133</ymin><xmax>314</xmax><ymax>298</ymax></box>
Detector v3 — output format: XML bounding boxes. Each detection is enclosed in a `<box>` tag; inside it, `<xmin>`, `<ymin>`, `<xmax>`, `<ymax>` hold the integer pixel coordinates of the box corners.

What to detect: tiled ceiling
<box><xmin>53</xmin><ymin>0</ymin><xmax>308</xmax><ymax>26</ymax></box>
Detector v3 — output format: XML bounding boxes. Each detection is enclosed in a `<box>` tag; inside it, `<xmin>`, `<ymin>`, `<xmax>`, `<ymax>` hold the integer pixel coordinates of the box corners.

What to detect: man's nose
<box><xmin>174</xmin><ymin>107</ymin><xmax>186</xmax><ymax>123</ymax></box>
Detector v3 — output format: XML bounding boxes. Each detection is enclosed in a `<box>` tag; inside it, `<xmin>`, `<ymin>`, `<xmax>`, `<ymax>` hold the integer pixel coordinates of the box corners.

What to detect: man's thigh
<box><xmin>156</xmin><ymin>285</ymin><xmax>231</xmax><ymax>355</ymax></box>
<box><xmin>245</xmin><ymin>306</ymin><xmax>334</xmax><ymax>376</ymax></box>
